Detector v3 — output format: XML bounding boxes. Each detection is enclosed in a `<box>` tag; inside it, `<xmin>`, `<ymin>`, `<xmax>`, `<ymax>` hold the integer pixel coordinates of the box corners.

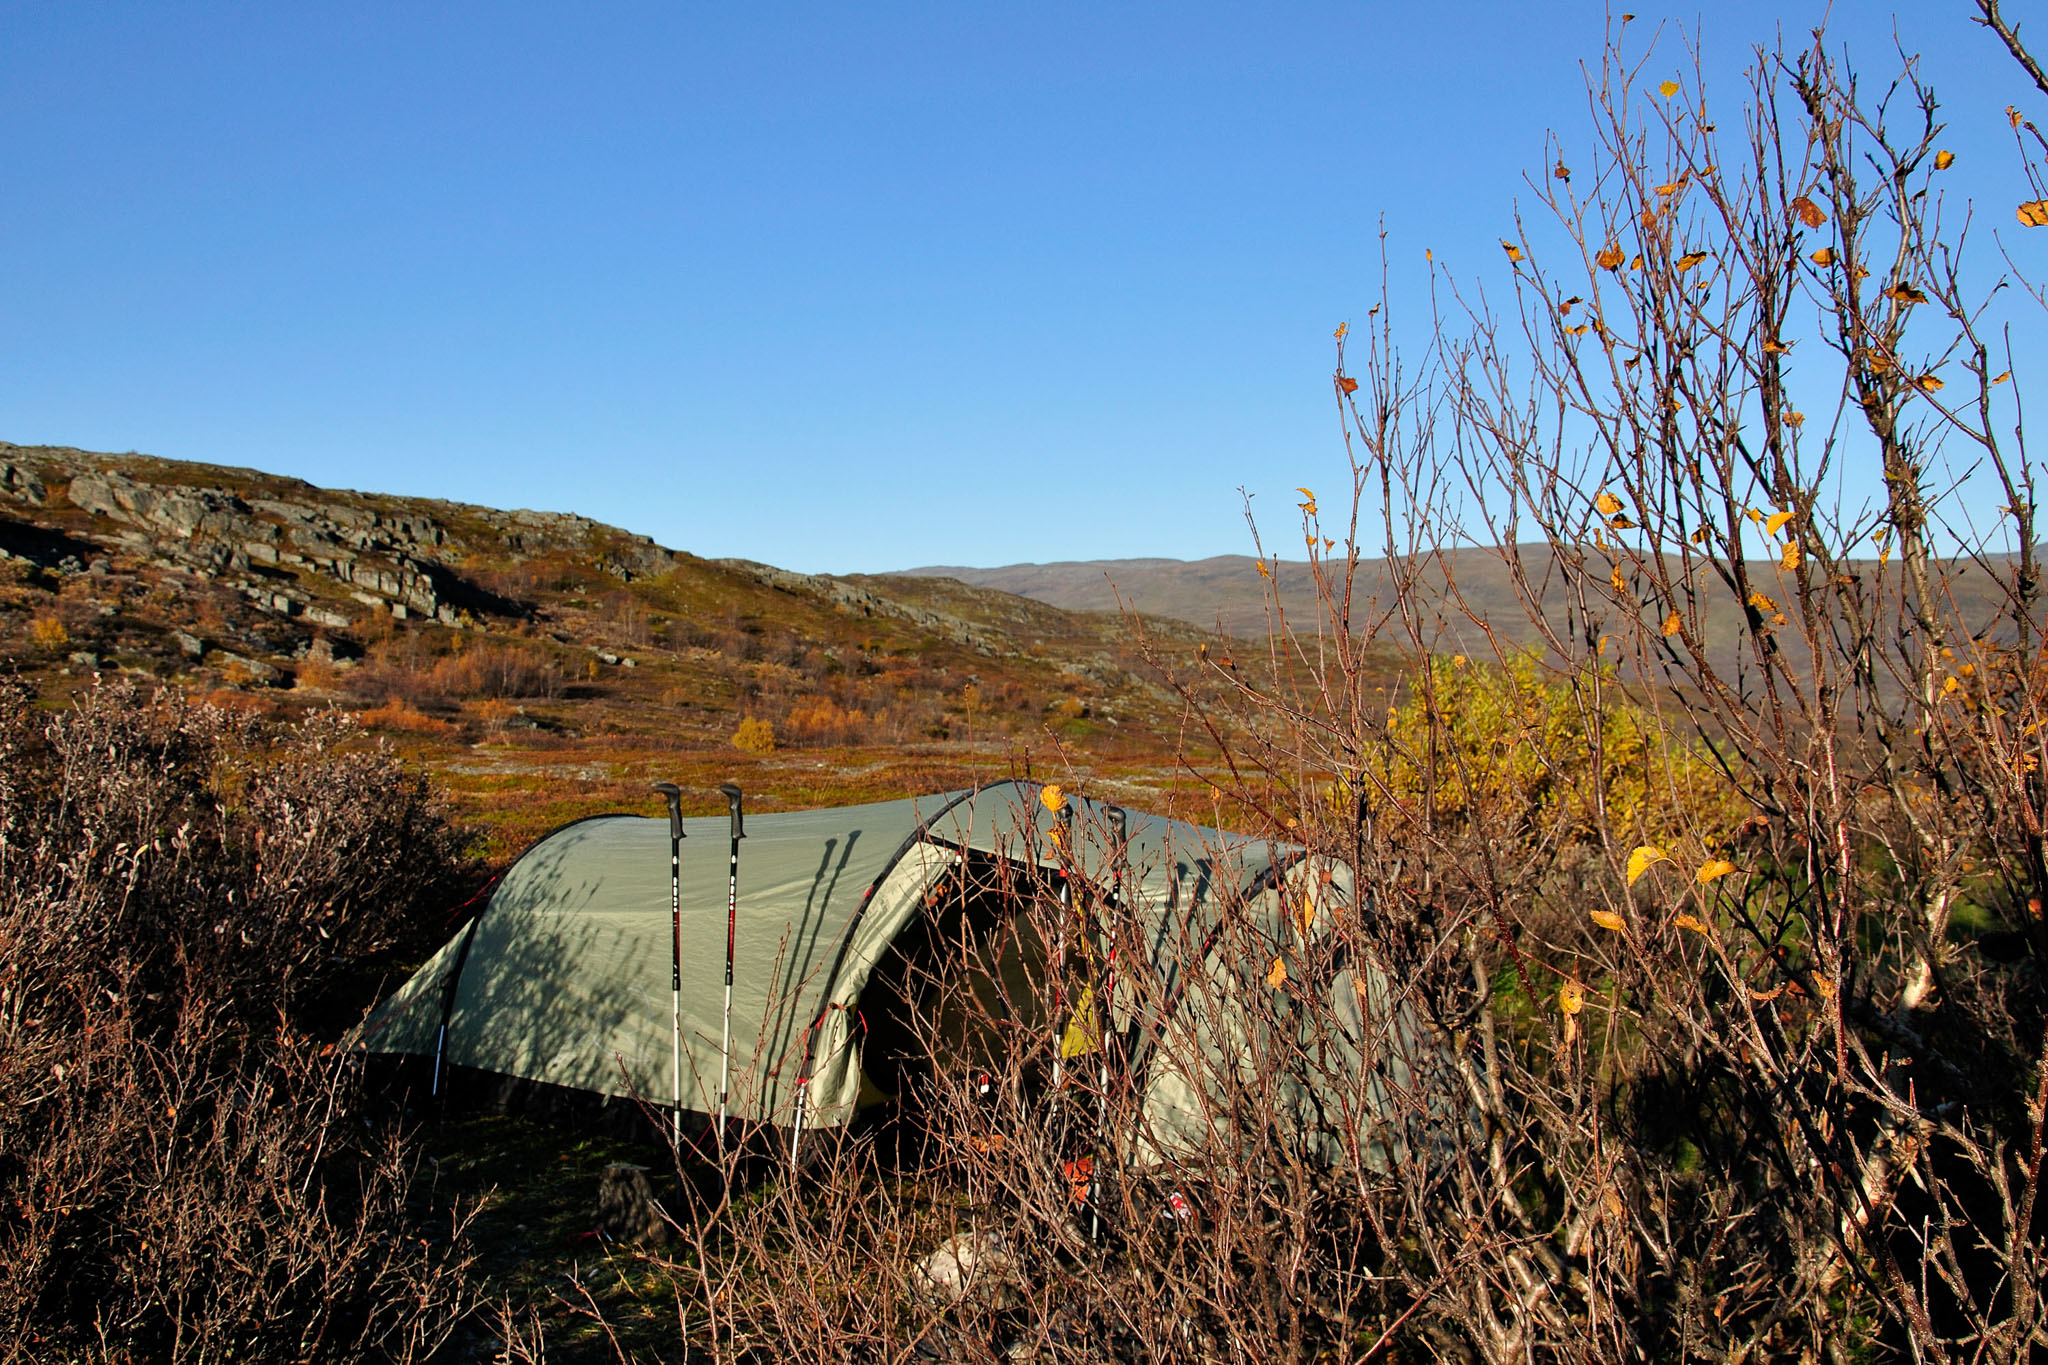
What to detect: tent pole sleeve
<box><xmin>784</xmin><ymin>783</ymin><xmax>1001</xmax><ymax>1141</ymax></box>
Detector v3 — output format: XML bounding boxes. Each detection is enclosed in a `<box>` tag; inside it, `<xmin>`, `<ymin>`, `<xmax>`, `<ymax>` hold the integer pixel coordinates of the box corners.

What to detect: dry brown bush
<box><xmin>0</xmin><ymin>681</ymin><xmax>482</xmax><ymax>1362</ymax></box>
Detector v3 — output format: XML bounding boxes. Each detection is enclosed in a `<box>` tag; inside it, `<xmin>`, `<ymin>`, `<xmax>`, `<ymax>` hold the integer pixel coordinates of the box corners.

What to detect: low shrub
<box><xmin>732</xmin><ymin>715</ymin><xmax>777</xmax><ymax>754</ymax></box>
<box><xmin>0</xmin><ymin>681</ymin><xmax>482</xmax><ymax>1361</ymax></box>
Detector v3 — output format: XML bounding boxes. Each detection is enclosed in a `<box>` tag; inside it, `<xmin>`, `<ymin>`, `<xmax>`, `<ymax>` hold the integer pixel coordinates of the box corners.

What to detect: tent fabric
<box><xmin>362</xmin><ymin>781</ymin><xmax>1421</xmax><ymax>1163</ymax></box>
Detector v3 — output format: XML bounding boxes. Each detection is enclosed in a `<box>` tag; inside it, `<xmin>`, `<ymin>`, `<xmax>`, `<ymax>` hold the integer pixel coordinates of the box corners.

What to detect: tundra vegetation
<box><xmin>4</xmin><ymin>7</ymin><xmax>2048</xmax><ymax>1364</ymax></box>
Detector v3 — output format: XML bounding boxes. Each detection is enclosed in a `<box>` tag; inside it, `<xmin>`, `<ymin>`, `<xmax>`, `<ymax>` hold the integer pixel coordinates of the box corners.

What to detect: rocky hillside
<box><xmin>0</xmin><ymin>443</ymin><xmax>1214</xmax><ymax>851</ymax></box>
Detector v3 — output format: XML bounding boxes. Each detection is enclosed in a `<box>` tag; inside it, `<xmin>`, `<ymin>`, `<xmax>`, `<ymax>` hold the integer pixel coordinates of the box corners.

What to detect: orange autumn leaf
<box><xmin>1663</xmin><ymin>611</ymin><xmax>1683</xmax><ymax>637</ymax></box>
<box><xmin>2019</xmin><ymin>200</ymin><xmax>2048</xmax><ymax>227</ymax></box>
<box><xmin>1502</xmin><ymin>240</ymin><xmax>1524</xmax><ymax>262</ymax></box>
<box><xmin>1766</xmin><ymin>510</ymin><xmax>1796</xmax><ymax>536</ymax></box>
<box><xmin>1039</xmin><ymin>783</ymin><xmax>1067</xmax><ymax>813</ymax></box>
<box><xmin>1596</xmin><ymin>243</ymin><xmax>1625</xmax><ymax>270</ymax></box>
<box><xmin>1916</xmin><ymin>373</ymin><xmax>1945</xmax><ymax>393</ymax></box>
<box><xmin>1591</xmin><ymin>909</ymin><xmax>1626</xmax><ymax>932</ymax></box>
<box><xmin>1791</xmin><ymin>195</ymin><xmax>1827</xmax><ymax>228</ymax></box>
<box><xmin>1934</xmin><ymin>150</ymin><xmax>1955</xmax><ymax>170</ymax></box>
<box><xmin>1611</xmin><ymin>566</ymin><xmax>1627</xmax><ymax>592</ymax></box>
<box><xmin>1672</xmin><ymin>912</ymin><xmax>1713</xmax><ymax>934</ymax></box>
<box><xmin>1333</xmin><ymin>322</ymin><xmax>1348</xmax><ymax>340</ymax></box>
<box><xmin>1338</xmin><ymin>375</ymin><xmax>1359</xmax><ymax>394</ymax></box>
<box><xmin>1884</xmin><ymin>282</ymin><xmax>1929</xmax><ymax>304</ymax></box>
<box><xmin>1780</xmin><ymin>541</ymin><xmax>1801</xmax><ymax>571</ymax></box>
<box><xmin>1266</xmin><ymin>955</ymin><xmax>1288</xmax><ymax>989</ymax></box>
<box><xmin>1747</xmin><ymin>590</ymin><xmax>1778</xmax><ymax>613</ymax></box>
<box><xmin>1676</xmin><ymin>250</ymin><xmax>1710</xmax><ymax>271</ymax></box>
<box><xmin>1596</xmin><ymin>491</ymin><xmax>1624</xmax><ymax>516</ymax></box>
<box><xmin>1810</xmin><ymin>246</ymin><xmax>1835</xmax><ymax>266</ymax></box>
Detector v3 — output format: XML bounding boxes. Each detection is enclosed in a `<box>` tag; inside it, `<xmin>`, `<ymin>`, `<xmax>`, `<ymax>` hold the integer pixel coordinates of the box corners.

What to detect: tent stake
<box><xmin>716</xmin><ymin>783</ymin><xmax>746</xmax><ymax>1150</ymax></box>
<box><xmin>653</xmin><ymin>783</ymin><xmax>687</xmax><ymax>1149</ymax></box>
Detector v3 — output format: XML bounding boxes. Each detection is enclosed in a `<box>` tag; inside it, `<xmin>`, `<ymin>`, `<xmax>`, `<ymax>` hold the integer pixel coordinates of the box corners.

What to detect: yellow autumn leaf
<box><xmin>1943</xmin><ymin>675</ymin><xmax>1962</xmax><ymax>697</ymax></box>
<box><xmin>1658</xmin><ymin>79</ymin><xmax>1680</xmax><ymax>98</ymax></box>
<box><xmin>1884</xmin><ymin>282</ymin><xmax>1929</xmax><ymax>304</ymax></box>
<box><xmin>1298</xmin><ymin>486</ymin><xmax>1317</xmax><ymax>501</ymax></box>
<box><xmin>1596</xmin><ymin>243</ymin><xmax>1624</xmax><ymax>270</ymax></box>
<box><xmin>1745</xmin><ymin>507</ymin><xmax>1764</xmax><ymax>524</ymax></box>
<box><xmin>1626</xmin><ymin>845</ymin><xmax>1670</xmax><ymax>885</ymax></box>
<box><xmin>1677</xmin><ymin>250</ymin><xmax>1710</xmax><ymax>271</ymax></box>
<box><xmin>1630</xmin><ymin>254</ymin><xmax>1644</xmax><ymax>271</ymax></box>
<box><xmin>1695</xmin><ymin>859</ymin><xmax>1737</xmax><ymax>883</ymax></box>
<box><xmin>1810</xmin><ymin>246</ymin><xmax>1834</xmax><ymax>266</ymax></box>
<box><xmin>1672</xmin><ymin>912</ymin><xmax>1712</xmax><ymax>934</ymax></box>
<box><xmin>1596</xmin><ymin>491</ymin><xmax>1624</xmax><ymax>516</ymax></box>
<box><xmin>1662</xmin><ymin>611</ymin><xmax>1683</xmax><ymax>637</ymax></box>
<box><xmin>2019</xmin><ymin>200</ymin><xmax>2048</xmax><ymax>228</ymax></box>
<box><xmin>1503</xmin><ymin>240</ymin><xmax>1524</xmax><ymax>262</ymax></box>
<box><xmin>1040</xmin><ymin>783</ymin><xmax>1067</xmax><ymax>812</ymax></box>
<box><xmin>1916</xmin><ymin>374</ymin><xmax>1944</xmax><ymax>393</ymax></box>
<box><xmin>1299</xmin><ymin>895</ymin><xmax>1317</xmax><ymax>933</ymax></box>
<box><xmin>1256</xmin><ymin>560</ymin><xmax>1272</xmax><ymax>580</ymax></box>
<box><xmin>1333</xmin><ymin>322</ymin><xmax>1348</xmax><ymax>340</ymax></box>
<box><xmin>1780</xmin><ymin>540</ymin><xmax>1801</xmax><ymax>571</ymax></box>
<box><xmin>1267</xmin><ymin>955</ymin><xmax>1288</xmax><ymax>989</ymax></box>
<box><xmin>1994</xmin><ymin>370</ymin><xmax>2013</xmax><ymax>385</ymax></box>
<box><xmin>1559</xmin><ymin>980</ymin><xmax>1586</xmax><ymax>1015</ymax></box>
<box><xmin>1590</xmin><ymin>909</ymin><xmax>1626</xmax><ymax>932</ymax></box>
<box><xmin>1935</xmin><ymin>150</ymin><xmax>1955</xmax><ymax>170</ymax></box>
<box><xmin>1451</xmin><ymin>654</ymin><xmax>1468</xmax><ymax>667</ymax></box>
<box><xmin>1654</xmin><ymin>179</ymin><xmax>1685</xmax><ymax>197</ymax></box>
<box><xmin>1747</xmin><ymin>590</ymin><xmax>1778</xmax><ymax>612</ymax></box>
<box><xmin>1765</xmin><ymin>510</ymin><xmax>1796</xmax><ymax>536</ymax></box>
<box><xmin>1611</xmin><ymin>566</ymin><xmax>1627</xmax><ymax>592</ymax></box>
<box><xmin>1785</xmin><ymin>410</ymin><xmax>1805</xmax><ymax>427</ymax></box>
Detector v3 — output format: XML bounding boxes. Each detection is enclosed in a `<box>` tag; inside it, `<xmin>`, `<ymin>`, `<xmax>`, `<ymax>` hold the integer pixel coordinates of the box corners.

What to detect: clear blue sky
<box><xmin>0</xmin><ymin>3</ymin><xmax>2034</xmax><ymax>572</ymax></box>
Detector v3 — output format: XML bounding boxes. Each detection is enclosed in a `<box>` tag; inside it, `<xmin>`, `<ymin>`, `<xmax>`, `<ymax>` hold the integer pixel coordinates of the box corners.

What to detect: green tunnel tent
<box><xmin>360</xmin><ymin>781</ymin><xmax>1425</xmax><ymax>1165</ymax></box>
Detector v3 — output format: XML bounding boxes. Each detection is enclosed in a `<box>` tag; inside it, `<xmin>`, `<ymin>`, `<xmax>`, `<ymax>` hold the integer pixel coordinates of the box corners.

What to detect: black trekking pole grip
<box><xmin>653</xmin><ymin>782</ymin><xmax>685</xmax><ymax>842</ymax></box>
<box><xmin>718</xmin><ymin>783</ymin><xmax>746</xmax><ymax>841</ymax></box>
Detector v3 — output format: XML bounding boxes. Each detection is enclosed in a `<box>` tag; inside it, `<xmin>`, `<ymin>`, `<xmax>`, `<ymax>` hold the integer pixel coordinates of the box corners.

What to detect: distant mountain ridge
<box><xmin>901</xmin><ymin>548</ymin><xmax>2038</xmax><ymax>669</ymax></box>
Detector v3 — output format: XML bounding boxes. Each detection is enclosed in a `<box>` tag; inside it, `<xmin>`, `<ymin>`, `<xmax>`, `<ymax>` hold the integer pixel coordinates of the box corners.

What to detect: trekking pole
<box><xmin>715</xmin><ymin>783</ymin><xmax>746</xmax><ymax>1150</ymax></box>
<box><xmin>652</xmin><ymin>783</ymin><xmax>687</xmax><ymax>1149</ymax></box>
